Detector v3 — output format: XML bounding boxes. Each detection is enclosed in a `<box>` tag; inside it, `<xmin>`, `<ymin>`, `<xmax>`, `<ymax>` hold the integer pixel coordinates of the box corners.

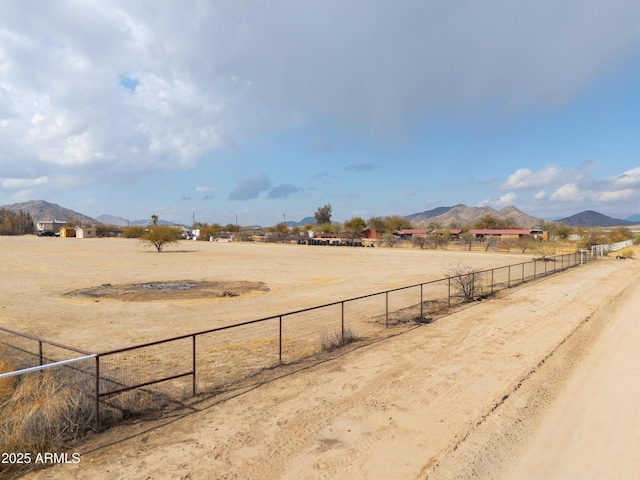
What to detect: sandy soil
<box><xmin>0</xmin><ymin>236</ymin><xmax>520</xmax><ymax>351</ymax></box>
<box><xmin>6</xmin><ymin>236</ymin><xmax>637</xmax><ymax>479</ymax></box>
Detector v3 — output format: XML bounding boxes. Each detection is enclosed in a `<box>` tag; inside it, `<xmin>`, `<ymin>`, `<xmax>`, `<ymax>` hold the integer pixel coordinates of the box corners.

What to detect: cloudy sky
<box><xmin>2</xmin><ymin>1</ymin><xmax>640</xmax><ymax>225</ymax></box>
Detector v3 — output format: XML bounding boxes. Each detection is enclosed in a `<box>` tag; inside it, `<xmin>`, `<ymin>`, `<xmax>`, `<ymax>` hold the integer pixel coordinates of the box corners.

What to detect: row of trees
<box><xmin>50</xmin><ymin>208</ymin><xmax>637</xmax><ymax>253</ymax></box>
<box><xmin>0</xmin><ymin>209</ymin><xmax>35</xmax><ymax>235</ymax></box>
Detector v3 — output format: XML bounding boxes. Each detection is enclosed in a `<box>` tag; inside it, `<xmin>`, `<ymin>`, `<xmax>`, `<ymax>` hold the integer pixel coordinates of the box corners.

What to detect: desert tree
<box><xmin>425</xmin><ymin>233</ymin><xmax>439</xmax><ymax>250</ymax></box>
<box><xmin>436</xmin><ymin>232</ymin><xmax>451</xmax><ymax>250</ymax></box>
<box><xmin>484</xmin><ymin>236</ymin><xmax>498</xmax><ymax>252</ymax></box>
<box><xmin>0</xmin><ymin>208</ymin><xmax>35</xmax><ymax>235</ymax></box>
<box><xmin>447</xmin><ymin>261</ymin><xmax>482</xmax><ymax>302</ymax></box>
<box><xmin>412</xmin><ymin>235</ymin><xmax>428</xmax><ymax>249</ymax></box>
<box><xmin>343</xmin><ymin>216</ymin><xmax>367</xmax><ymax>239</ymax></box>
<box><xmin>531</xmin><ymin>238</ymin><xmax>556</xmax><ymax>260</ymax></box>
<box><xmin>366</xmin><ymin>215</ymin><xmax>411</xmax><ymax>235</ymax></box>
<box><xmin>577</xmin><ymin>227</ymin><xmax>605</xmax><ymax>250</ymax></box>
<box><xmin>502</xmin><ymin>238</ymin><xmax>514</xmax><ymax>253</ymax></box>
<box><xmin>314</xmin><ymin>204</ymin><xmax>332</xmax><ymax>225</ymax></box>
<box><xmin>199</xmin><ymin>223</ymin><xmax>223</xmax><ymax>240</ymax></box>
<box><xmin>382</xmin><ymin>232</ymin><xmax>399</xmax><ymax>248</ymax></box>
<box><xmin>318</xmin><ymin>221</ymin><xmax>342</xmax><ymax>234</ymax></box>
<box><xmin>608</xmin><ymin>226</ymin><xmax>634</xmax><ymax>243</ymax></box>
<box><xmin>516</xmin><ymin>237</ymin><xmax>530</xmax><ymax>253</ymax></box>
<box><xmin>141</xmin><ymin>225</ymin><xmax>181</xmax><ymax>252</ymax></box>
<box><xmin>554</xmin><ymin>223</ymin><xmax>573</xmax><ymax>241</ymax></box>
<box><xmin>384</xmin><ymin>215</ymin><xmax>412</xmax><ymax>232</ymax></box>
<box><xmin>266</xmin><ymin>222</ymin><xmax>291</xmax><ymax>243</ymax></box>
<box><xmin>123</xmin><ymin>225</ymin><xmax>145</xmax><ymax>238</ymax></box>
<box><xmin>459</xmin><ymin>232</ymin><xmax>475</xmax><ymax>251</ymax></box>
<box><xmin>367</xmin><ymin>215</ymin><xmax>387</xmax><ymax>233</ymax></box>
<box><xmin>473</xmin><ymin>214</ymin><xmax>511</xmax><ymax>230</ymax></box>
<box><xmin>151</xmin><ymin>214</ymin><xmax>158</xmax><ymax>226</ymax></box>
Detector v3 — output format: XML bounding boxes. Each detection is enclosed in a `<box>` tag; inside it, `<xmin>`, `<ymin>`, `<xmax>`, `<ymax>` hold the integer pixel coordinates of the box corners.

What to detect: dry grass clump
<box><xmin>0</xmin><ymin>349</ymin><xmax>18</xmax><ymax>403</ymax></box>
<box><xmin>615</xmin><ymin>247</ymin><xmax>635</xmax><ymax>259</ymax></box>
<box><xmin>0</xmin><ymin>355</ymin><xmax>95</xmax><ymax>454</ymax></box>
<box><xmin>320</xmin><ymin>327</ymin><xmax>360</xmax><ymax>352</ymax></box>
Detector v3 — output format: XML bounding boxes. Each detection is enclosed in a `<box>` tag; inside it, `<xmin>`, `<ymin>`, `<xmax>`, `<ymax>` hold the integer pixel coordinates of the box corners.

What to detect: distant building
<box><xmin>58</xmin><ymin>227</ymin><xmax>97</xmax><ymax>238</ymax></box>
<box><xmin>469</xmin><ymin>229</ymin><xmax>548</xmax><ymax>241</ymax></box>
<box><xmin>75</xmin><ymin>227</ymin><xmax>96</xmax><ymax>238</ymax></box>
<box><xmin>396</xmin><ymin>229</ymin><xmax>431</xmax><ymax>239</ymax></box>
<box><xmin>362</xmin><ymin>228</ymin><xmax>383</xmax><ymax>240</ymax></box>
<box><xmin>36</xmin><ymin>220</ymin><xmax>66</xmax><ymax>232</ymax></box>
<box><xmin>59</xmin><ymin>227</ymin><xmax>76</xmax><ymax>238</ymax></box>
<box><xmin>396</xmin><ymin>228</ymin><xmax>463</xmax><ymax>239</ymax></box>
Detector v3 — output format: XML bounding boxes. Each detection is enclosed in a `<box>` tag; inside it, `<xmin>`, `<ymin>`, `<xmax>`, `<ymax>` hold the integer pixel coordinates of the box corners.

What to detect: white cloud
<box><xmin>479</xmin><ymin>192</ymin><xmax>518</xmax><ymax>208</ymax></box>
<box><xmin>196</xmin><ymin>186</ymin><xmax>215</xmax><ymax>193</ymax></box>
<box><xmin>2</xmin><ymin>1</ymin><xmax>639</xmax><ymax>190</ymax></box>
<box><xmin>534</xmin><ymin>190</ymin><xmax>546</xmax><ymax>200</ymax></box>
<box><xmin>501</xmin><ymin>166</ymin><xmax>563</xmax><ymax>190</ymax></box>
<box><xmin>550</xmin><ymin>183</ymin><xmax>584</xmax><ymax>202</ymax></box>
<box><xmin>611</xmin><ymin>167</ymin><xmax>640</xmax><ymax>187</ymax></box>
<box><xmin>0</xmin><ymin>176</ymin><xmax>49</xmax><ymax>189</ymax></box>
<box><xmin>592</xmin><ymin>188</ymin><xmax>635</xmax><ymax>202</ymax></box>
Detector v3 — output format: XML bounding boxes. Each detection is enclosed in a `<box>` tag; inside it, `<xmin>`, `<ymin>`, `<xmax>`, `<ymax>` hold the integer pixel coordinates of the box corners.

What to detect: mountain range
<box><xmin>406</xmin><ymin>204</ymin><xmax>543</xmax><ymax>228</ymax></box>
<box><xmin>1</xmin><ymin>199</ymin><xmax>638</xmax><ymax>229</ymax></box>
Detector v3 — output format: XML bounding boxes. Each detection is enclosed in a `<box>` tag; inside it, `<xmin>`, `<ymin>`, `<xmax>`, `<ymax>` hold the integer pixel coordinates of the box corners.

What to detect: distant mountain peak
<box><xmin>558</xmin><ymin>210</ymin><xmax>631</xmax><ymax>227</ymax></box>
<box><xmin>406</xmin><ymin>204</ymin><xmax>542</xmax><ymax>228</ymax></box>
<box><xmin>1</xmin><ymin>199</ymin><xmax>98</xmax><ymax>225</ymax></box>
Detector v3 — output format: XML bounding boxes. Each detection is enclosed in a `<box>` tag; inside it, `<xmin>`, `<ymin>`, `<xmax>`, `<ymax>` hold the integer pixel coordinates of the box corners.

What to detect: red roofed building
<box><xmin>469</xmin><ymin>229</ymin><xmax>547</xmax><ymax>241</ymax></box>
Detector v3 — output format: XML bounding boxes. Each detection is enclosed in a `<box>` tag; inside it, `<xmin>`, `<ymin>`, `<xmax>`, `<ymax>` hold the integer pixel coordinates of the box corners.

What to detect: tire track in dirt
<box><xmin>421</xmin><ymin>259</ymin><xmax>640</xmax><ymax>480</ymax></box>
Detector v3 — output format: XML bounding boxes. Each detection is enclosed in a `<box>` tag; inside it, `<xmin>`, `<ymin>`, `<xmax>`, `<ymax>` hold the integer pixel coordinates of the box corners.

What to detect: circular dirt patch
<box><xmin>65</xmin><ymin>280</ymin><xmax>269</xmax><ymax>302</ymax></box>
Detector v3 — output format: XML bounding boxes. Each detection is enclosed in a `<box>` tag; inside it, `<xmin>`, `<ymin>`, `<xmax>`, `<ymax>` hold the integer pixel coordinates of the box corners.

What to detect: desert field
<box><xmin>2</xmin><ymin>236</ymin><xmax>639</xmax><ymax>479</ymax></box>
<box><xmin>0</xmin><ymin>235</ymin><xmax>523</xmax><ymax>351</ymax></box>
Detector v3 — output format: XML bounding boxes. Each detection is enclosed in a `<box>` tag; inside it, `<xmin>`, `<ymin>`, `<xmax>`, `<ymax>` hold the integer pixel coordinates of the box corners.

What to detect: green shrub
<box><xmin>122</xmin><ymin>226</ymin><xmax>145</xmax><ymax>238</ymax></box>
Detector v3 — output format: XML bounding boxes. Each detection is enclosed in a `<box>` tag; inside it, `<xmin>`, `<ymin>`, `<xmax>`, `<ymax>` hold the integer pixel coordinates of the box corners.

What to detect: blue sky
<box><xmin>1</xmin><ymin>1</ymin><xmax>640</xmax><ymax>226</ymax></box>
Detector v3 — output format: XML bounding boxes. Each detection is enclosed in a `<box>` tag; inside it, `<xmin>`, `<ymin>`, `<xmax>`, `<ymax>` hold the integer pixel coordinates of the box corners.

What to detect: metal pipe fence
<box><xmin>0</xmin><ymin>251</ymin><xmax>595</xmax><ymax>429</ymax></box>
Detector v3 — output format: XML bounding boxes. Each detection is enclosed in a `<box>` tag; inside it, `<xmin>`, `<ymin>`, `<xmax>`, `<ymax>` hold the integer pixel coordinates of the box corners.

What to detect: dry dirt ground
<box><xmin>0</xmin><ymin>236</ymin><xmax>521</xmax><ymax>351</ymax></box>
<box><xmin>2</xmin><ymin>237</ymin><xmax>639</xmax><ymax>479</ymax></box>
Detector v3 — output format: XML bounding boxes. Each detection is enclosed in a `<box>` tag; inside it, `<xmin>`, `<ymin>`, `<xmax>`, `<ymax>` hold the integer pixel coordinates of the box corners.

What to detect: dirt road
<box><xmin>497</xmin><ymin>261</ymin><xmax>640</xmax><ymax>479</ymax></box>
<box><xmin>22</xmin><ymin>255</ymin><xmax>638</xmax><ymax>480</ymax></box>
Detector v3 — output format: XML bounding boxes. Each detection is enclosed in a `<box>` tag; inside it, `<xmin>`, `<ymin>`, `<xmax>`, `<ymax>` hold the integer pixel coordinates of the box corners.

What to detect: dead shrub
<box><xmin>320</xmin><ymin>327</ymin><xmax>360</xmax><ymax>352</ymax></box>
<box><xmin>0</xmin><ymin>359</ymin><xmax>95</xmax><ymax>455</ymax></box>
<box><xmin>0</xmin><ymin>349</ymin><xmax>17</xmax><ymax>404</ymax></box>
<box><xmin>615</xmin><ymin>247</ymin><xmax>635</xmax><ymax>259</ymax></box>
<box><xmin>447</xmin><ymin>261</ymin><xmax>483</xmax><ymax>301</ymax></box>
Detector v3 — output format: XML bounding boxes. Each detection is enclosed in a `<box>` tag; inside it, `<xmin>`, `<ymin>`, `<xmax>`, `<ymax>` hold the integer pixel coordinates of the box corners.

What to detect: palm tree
<box><xmin>151</xmin><ymin>214</ymin><xmax>158</xmax><ymax>226</ymax></box>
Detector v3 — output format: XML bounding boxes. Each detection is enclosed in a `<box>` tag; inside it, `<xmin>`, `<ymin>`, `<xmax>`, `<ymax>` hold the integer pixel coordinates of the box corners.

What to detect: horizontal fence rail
<box><xmin>0</xmin><ymin>250</ymin><xmax>596</xmax><ymax>428</ymax></box>
<box><xmin>591</xmin><ymin>239</ymin><xmax>633</xmax><ymax>256</ymax></box>
<box><xmin>0</xmin><ymin>354</ymin><xmax>97</xmax><ymax>379</ymax></box>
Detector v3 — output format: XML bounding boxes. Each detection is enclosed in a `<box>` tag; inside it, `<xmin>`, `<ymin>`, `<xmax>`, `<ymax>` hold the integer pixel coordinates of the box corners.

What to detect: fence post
<box><xmin>385</xmin><ymin>292</ymin><xmax>389</xmax><ymax>328</ymax></box>
<box><xmin>472</xmin><ymin>272</ymin><xmax>475</xmax><ymax>297</ymax></box>
<box><xmin>192</xmin><ymin>335</ymin><xmax>197</xmax><ymax>396</ymax></box>
<box><xmin>39</xmin><ymin>340</ymin><xmax>43</xmax><ymax>366</ymax></box>
<box><xmin>491</xmin><ymin>269</ymin><xmax>494</xmax><ymax>294</ymax></box>
<box><xmin>522</xmin><ymin>263</ymin><xmax>525</xmax><ymax>284</ymax></box>
<box><xmin>341</xmin><ymin>302</ymin><xmax>345</xmax><ymax>344</ymax></box>
<box><xmin>508</xmin><ymin>265</ymin><xmax>511</xmax><ymax>288</ymax></box>
<box><xmin>420</xmin><ymin>284</ymin><xmax>423</xmax><ymax>319</ymax></box>
<box><xmin>279</xmin><ymin>316</ymin><xmax>283</xmax><ymax>365</ymax></box>
<box><xmin>448</xmin><ymin>277</ymin><xmax>451</xmax><ymax>308</ymax></box>
<box><xmin>95</xmin><ymin>355</ymin><xmax>100</xmax><ymax>429</ymax></box>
